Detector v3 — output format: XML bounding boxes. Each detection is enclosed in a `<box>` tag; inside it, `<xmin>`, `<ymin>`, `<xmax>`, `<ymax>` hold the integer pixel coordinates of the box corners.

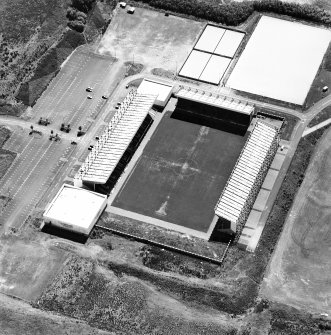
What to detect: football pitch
<box><xmin>112</xmin><ymin>111</ymin><xmax>246</xmax><ymax>233</ymax></box>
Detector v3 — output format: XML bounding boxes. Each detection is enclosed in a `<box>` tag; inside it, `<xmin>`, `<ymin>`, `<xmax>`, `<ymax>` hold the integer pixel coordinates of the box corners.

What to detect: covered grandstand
<box><xmin>74</xmin><ymin>90</ymin><xmax>156</xmax><ymax>187</ymax></box>
<box><xmin>175</xmin><ymin>87</ymin><xmax>254</xmax><ymax>134</ymax></box>
<box><xmin>214</xmin><ymin>120</ymin><xmax>280</xmax><ymax>235</ymax></box>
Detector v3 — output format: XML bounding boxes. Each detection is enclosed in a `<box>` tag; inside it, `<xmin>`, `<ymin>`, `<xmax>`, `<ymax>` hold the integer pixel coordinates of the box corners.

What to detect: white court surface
<box><xmin>227</xmin><ymin>16</ymin><xmax>331</xmax><ymax>105</ymax></box>
<box><xmin>179</xmin><ymin>50</ymin><xmax>211</xmax><ymax>79</ymax></box>
<box><xmin>214</xmin><ymin>30</ymin><xmax>245</xmax><ymax>58</ymax></box>
<box><xmin>199</xmin><ymin>55</ymin><xmax>231</xmax><ymax>84</ymax></box>
<box><xmin>43</xmin><ymin>184</ymin><xmax>107</xmax><ymax>235</ymax></box>
<box><xmin>195</xmin><ymin>25</ymin><xmax>225</xmax><ymax>53</ymax></box>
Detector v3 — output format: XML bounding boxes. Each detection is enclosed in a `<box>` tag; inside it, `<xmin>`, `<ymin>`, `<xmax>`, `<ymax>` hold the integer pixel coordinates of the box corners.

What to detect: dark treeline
<box><xmin>136</xmin><ymin>0</ymin><xmax>331</xmax><ymax>26</ymax></box>
<box><xmin>67</xmin><ymin>0</ymin><xmax>96</xmax><ymax>32</ymax></box>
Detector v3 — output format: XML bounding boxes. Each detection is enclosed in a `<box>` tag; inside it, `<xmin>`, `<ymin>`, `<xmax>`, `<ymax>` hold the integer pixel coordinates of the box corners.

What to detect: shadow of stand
<box><xmin>41</xmin><ymin>224</ymin><xmax>89</xmax><ymax>244</ymax></box>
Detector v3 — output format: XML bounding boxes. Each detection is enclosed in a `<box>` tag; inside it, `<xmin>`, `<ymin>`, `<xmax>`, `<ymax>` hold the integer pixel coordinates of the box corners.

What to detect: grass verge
<box><xmin>0</xmin><ymin>126</ymin><xmax>16</xmax><ymax>179</ymax></box>
<box><xmin>124</xmin><ymin>62</ymin><xmax>144</xmax><ymax>77</ymax></box>
<box><xmin>308</xmin><ymin>105</ymin><xmax>331</xmax><ymax>127</ymax></box>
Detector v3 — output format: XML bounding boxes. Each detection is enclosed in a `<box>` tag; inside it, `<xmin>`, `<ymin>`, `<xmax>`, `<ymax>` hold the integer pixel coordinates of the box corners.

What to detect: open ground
<box><xmin>1</xmin><ymin>2</ymin><xmax>331</xmax><ymax>334</ymax></box>
<box><xmin>112</xmin><ymin>110</ymin><xmax>246</xmax><ymax>234</ymax></box>
<box><xmin>0</xmin><ymin>236</ymin><xmax>68</xmax><ymax>301</ymax></box>
<box><xmin>0</xmin><ymin>292</ymin><xmax>113</xmax><ymax>335</ymax></box>
<box><xmin>97</xmin><ymin>6</ymin><xmax>204</xmax><ymax>73</ymax></box>
<box><xmin>261</xmin><ymin>127</ymin><xmax>331</xmax><ymax>315</ymax></box>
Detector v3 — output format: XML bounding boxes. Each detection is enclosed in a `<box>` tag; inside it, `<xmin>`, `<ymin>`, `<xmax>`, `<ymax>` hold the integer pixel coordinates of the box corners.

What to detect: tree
<box><xmin>68</xmin><ymin>20</ymin><xmax>85</xmax><ymax>33</ymax></box>
<box><xmin>71</xmin><ymin>0</ymin><xmax>96</xmax><ymax>13</ymax></box>
<box><xmin>67</xmin><ymin>7</ymin><xmax>87</xmax><ymax>23</ymax></box>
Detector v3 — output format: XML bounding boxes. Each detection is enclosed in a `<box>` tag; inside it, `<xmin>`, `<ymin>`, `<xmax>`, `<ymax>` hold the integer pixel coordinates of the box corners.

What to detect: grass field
<box><xmin>308</xmin><ymin>106</ymin><xmax>331</xmax><ymax>126</ymax></box>
<box><xmin>0</xmin><ymin>126</ymin><xmax>16</xmax><ymax>181</ymax></box>
<box><xmin>37</xmin><ymin>254</ymin><xmax>237</xmax><ymax>335</ymax></box>
<box><xmin>0</xmin><ymin>280</ymin><xmax>112</xmax><ymax>335</ymax></box>
<box><xmin>305</xmin><ymin>43</ymin><xmax>331</xmax><ymax>110</ymax></box>
<box><xmin>0</xmin><ymin>0</ymin><xmax>70</xmax><ymax>100</ymax></box>
<box><xmin>261</xmin><ymin>126</ymin><xmax>331</xmax><ymax>314</ymax></box>
<box><xmin>113</xmin><ymin>111</ymin><xmax>246</xmax><ymax>233</ymax></box>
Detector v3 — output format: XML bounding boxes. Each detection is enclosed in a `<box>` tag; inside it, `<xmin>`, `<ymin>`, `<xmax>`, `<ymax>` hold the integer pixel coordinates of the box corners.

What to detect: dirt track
<box><xmin>261</xmin><ymin>127</ymin><xmax>331</xmax><ymax>315</ymax></box>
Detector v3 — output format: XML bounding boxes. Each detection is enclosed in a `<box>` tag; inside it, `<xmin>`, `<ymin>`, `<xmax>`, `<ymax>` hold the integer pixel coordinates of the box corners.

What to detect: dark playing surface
<box><xmin>113</xmin><ymin>111</ymin><xmax>246</xmax><ymax>232</ymax></box>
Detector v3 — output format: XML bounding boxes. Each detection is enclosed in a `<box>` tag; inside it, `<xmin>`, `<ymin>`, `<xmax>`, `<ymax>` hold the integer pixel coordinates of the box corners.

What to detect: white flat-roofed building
<box><xmin>137</xmin><ymin>78</ymin><xmax>173</xmax><ymax>107</ymax></box>
<box><xmin>43</xmin><ymin>184</ymin><xmax>107</xmax><ymax>235</ymax></box>
<box><xmin>214</xmin><ymin>120</ymin><xmax>280</xmax><ymax>235</ymax></box>
<box><xmin>227</xmin><ymin>16</ymin><xmax>331</xmax><ymax>105</ymax></box>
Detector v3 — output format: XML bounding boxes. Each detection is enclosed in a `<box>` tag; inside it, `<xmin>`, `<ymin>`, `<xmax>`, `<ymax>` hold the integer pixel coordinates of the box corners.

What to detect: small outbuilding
<box><xmin>127</xmin><ymin>6</ymin><xmax>135</xmax><ymax>14</ymax></box>
<box><xmin>119</xmin><ymin>2</ymin><xmax>126</xmax><ymax>8</ymax></box>
<box><xmin>43</xmin><ymin>184</ymin><xmax>107</xmax><ymax>235</ymax></box>
<box><xmin>137</xmin><ymin>78</ymin><xmax>173</xmax><ymax>107</ymax></box>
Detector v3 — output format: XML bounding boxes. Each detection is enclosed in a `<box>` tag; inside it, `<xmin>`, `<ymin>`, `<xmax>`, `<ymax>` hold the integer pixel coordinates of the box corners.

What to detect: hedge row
<box><xmin>136</xmin><ymin>0</ymin><xmax>331</xmax><ymax>26</ymax></box>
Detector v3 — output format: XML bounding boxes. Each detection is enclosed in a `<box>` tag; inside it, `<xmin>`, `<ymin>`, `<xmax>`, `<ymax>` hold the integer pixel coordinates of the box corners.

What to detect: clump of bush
<box><xmin>136</xmin><ymin>0</ymin><xmax>331</xmax><ymax>27</ymax></box>
<box><xmin>67</xmin><ymin>0</ymin><xmax>96</xmax><ymax>32</ymax></box>
<box><xmin>253</xmin><ymin>0</ymin><xmax>331</xmax><ymax>25</ymax></box>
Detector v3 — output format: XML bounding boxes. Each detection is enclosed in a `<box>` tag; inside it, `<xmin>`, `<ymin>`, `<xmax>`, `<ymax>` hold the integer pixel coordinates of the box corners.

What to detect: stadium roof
<box><xmin>215</xmin><ymin>121</ymin><xmax>279</xmax><ymax>223</ymax></box>
<box><xmin>75</xmin><ymin>90</ymin><xmax>156</xmax><ymax>184</ymax></box>
<box><xmin>176</xmin><ymin>87</ymin><xmax>254</xmax><ymax>115</ymax></box>
<box><xmin>43</xmin><ymin>184</ymin><xmax>107</xmax><ymax>235</ymax></box>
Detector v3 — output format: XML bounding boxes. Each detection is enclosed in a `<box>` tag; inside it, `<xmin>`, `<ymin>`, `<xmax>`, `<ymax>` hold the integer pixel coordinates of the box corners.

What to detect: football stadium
<box><xmin>43</xmin><ymin>16</ymin><xmax>331</xmax><ymax>243</ymax></box>
<box><xmin>63</xmin><ymin>77</ymin><xmax>281</xmax><ymax>242</ymax></box>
